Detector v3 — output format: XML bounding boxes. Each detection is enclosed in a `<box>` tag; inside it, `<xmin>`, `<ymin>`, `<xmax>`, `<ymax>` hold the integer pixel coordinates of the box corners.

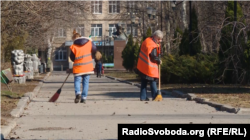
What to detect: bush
<box><xmin>133</xmin><ymin>40</ymin><xmax>140</xmax><ymax>68</ymax></box>
<box><xmin>122</xmin><ymin>34</ymin><xmax>134</xmax><ymax>71</ymax></box>
<box><xmin>178</xmin><ymin>7</ymin><xmax>201</xmax><ymax>56</ymax></box>
<box><xmin>179</xmin><ymin>29</ymin><xmax>189</xmax><ymax>56</ymax></box>
<box><xmin>102</xmin><ymin>53</ymin><xmax>113</xmax><ymax>63</ymax></box>
<box><xmin>161</xmin><ymin>54</ymin><xmax>218</xmax><ymax>84</ymax></box>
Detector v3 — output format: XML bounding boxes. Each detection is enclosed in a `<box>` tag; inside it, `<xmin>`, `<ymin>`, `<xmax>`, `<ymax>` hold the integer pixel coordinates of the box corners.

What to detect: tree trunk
<box><xmin>1</xmin><ymin>49</ymin><xmax>5</xmax><ymax>64</ymax></box>
<box><xmin>182</xmin><ymin>1</ymin><xmax>188</xmax><ymax>29</ymax></box>
<box><xmin>47</xmin><ymin>36</ymin><xmax>54</xmax><ymax>72</ymax></box>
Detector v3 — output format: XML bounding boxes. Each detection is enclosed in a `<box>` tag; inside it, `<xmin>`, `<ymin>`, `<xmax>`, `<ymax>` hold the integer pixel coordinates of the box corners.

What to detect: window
<box><xmin>109</xmin><ymin>1</ymin><xmax>120</xmax><ymax>13</ymax></box>
<box><xmin>91</xmin><ymin>0</ymin><xmax>102</xmax><ymax>14</ymax></box>
<box><xmin>91</xmin><ymin>24</ymin><xmax>102</xmax><ymax>37</ymax></box>
<box><xmin>76</xmin><ymin>25</ymin><xmax>84</xmax><ymax>36</ymax></box>
<box><xmin>127</xmin><ymin>24</ymin><xmax>138</xmax><ymax>36</ymax></box>
<box><xmin>109</xmin><ymin>24</ymin><xmax>117</xmax><ymax>37</ymax></box>
<box><xmin>55</xmin><ymin>28</ymin><xmax>66</xmax><ymax>38</ymax></box>
<box><xmin>127</xmin><ymin>1</ymin><xmax>135</xmax><ymax>13</ymax></box>
<box><xmin>55</xmin><ymin>49</ymin><xmax>67</xmax><ymax>61</ymax></box>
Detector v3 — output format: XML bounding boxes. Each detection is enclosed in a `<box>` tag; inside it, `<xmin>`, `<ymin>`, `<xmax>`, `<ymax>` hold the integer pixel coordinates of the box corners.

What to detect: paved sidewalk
<box><xmin>5</xmin><ymin>72</ymin><xmax>250</xmax><ymax>139</ymax></box>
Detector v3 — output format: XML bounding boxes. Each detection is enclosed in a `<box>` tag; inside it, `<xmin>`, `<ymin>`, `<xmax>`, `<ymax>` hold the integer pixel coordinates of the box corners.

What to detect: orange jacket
<box><xmin>137</xmin><ymin>37</ymin><xmax>159</xmax><ymax>78</ymax></box>
<box><xmin>70</xmin><ymin>41</ymin><xmax>93</xmax><ymax>74</ymax></box>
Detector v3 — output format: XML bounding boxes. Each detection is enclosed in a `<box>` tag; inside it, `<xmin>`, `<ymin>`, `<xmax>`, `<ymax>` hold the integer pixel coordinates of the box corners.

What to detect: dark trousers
<box><xmin>140</xmin><ymin>78</ymin><xmax>157</xmax><ymax>100</ymax></box>
<box><xmin>96</xmin><ymin>70</ymin><xmax>101</xmax><ymax>78</ymax></box>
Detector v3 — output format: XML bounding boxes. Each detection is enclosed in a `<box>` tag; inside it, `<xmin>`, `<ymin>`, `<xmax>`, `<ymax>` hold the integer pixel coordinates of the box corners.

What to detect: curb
<box><xmin>1</xmin><ymin>72</ymin><xmax>51</xmax><ymax>140</ymax></box>
<box><xmin>10</xmin><ymin>72</ymin><xmax>51</xmax><ymax>117</ymax></box>
<box><xmin>1</xmin><ymin>119</ymin><xmax>17</xmax><ymax>140</ymax></box>
<box><xmin>10</xmin><ymin>97</ymin><xmax>30</xmax><ymax>117</ymax></box>
<box><xmin>104</xmin><ymin>75</ymin><xmax>250</xmax><ymax>114</ymax></box>
<box><xmin>171</xmin><ymin>90</ymin><xmax>250</xmax><ymax>114</ymax></box>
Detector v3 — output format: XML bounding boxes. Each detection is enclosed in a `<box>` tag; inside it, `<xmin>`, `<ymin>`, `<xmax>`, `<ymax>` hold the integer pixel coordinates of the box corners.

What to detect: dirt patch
<box><xmin>0</xmin><ymin>115</ymin><xmax>14</xmax><ymax>127</ymax></box>
<box><xmin>29</xmin><ymin>127</ymin><xmax>75</xmax><ymax>131</ymax></box>
<box><xmin>1</xmin><ymin>62</ymin><xmax>12</xmax><ymax>72</ymax></box>
<box><xmin>0</xmin><ymin>119</ymin><xmax>7</xmax><ymax>126</ymax></box>
<box><xmin>1</xmin><ymin>72</ymin><xmax>47</xmax><ymax>127</ymax></box>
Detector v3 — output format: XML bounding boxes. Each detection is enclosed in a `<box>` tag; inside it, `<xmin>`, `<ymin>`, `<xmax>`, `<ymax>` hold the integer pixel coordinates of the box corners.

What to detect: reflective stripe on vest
<box><xmin>73</xmin><ymin>59</ymin><xmax>93</xmax><ymax>66</ymax></box>
<box><xmin>138</xmin><ymin>51</ymin><xmax>158</xmax><ymax>68</ymax></box>
<box><xmin>75</xmin><ymin>54</ymin><xmax>91</xmax><ymax>60</ymax></box>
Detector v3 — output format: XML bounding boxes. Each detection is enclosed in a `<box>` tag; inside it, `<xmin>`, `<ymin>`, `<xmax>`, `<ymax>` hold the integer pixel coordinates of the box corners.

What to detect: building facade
<box><xmin>50</xmin><ymin>1</ymin><xmax>142</xmax><ymax>71</ymax></box>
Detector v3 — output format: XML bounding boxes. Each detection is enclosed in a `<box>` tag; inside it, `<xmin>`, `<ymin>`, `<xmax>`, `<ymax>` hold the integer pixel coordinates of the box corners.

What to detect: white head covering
<box><xmin>74</xmin><ymin>36</ymin><xmax>92</xmax><ymax>41</ymax></box>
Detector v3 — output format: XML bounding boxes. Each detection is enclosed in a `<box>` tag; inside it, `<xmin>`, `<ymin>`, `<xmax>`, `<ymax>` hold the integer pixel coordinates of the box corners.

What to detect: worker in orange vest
<box><xmin>70</xmin><ymin>31</ymin><xmax>96</xmax><ymax>104</ymax></box>
<box><xmin>136</xmin><ymin>30</ymin><xmax>163</xmax><ymax>101</ymax></box>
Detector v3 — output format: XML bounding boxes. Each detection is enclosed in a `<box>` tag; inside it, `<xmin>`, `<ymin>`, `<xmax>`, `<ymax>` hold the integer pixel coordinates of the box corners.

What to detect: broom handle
<box><xmin>60</xmin><ymin>73</ymin><xmax>70</xmax><ymax>89</ymax></box>
<box><xmin>158</xmin><ymin>44</ymin><xmax>161</xmax><ymax>91</ymax></box>
<box><xmin>159</xmin><ymin>64</ymin><xmax>160</xmax><ymax>90</ymax></box>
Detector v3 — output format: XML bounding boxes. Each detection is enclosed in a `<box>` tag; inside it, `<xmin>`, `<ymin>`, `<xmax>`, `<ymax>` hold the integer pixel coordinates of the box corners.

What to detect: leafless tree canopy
<box><xmin>1</xmin><ymin>1</ymin><xmax>91</xmax><ymax>60</ymax></box>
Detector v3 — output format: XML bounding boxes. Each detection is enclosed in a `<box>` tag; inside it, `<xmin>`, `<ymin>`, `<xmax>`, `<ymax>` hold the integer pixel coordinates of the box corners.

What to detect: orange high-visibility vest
<box><xmin>70</xmin><ymin>41</ymin><xmax>93</xmax><ymax>74</ymax></box>
<box><xmin>137</xmin><ymin>37</ymin><xmax>159</xmax><ymax>78</ymax></box>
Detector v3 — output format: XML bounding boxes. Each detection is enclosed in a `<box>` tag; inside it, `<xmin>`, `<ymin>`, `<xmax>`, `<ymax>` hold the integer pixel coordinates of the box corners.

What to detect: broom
<box><xmin>153</xmin><ymin>44</ymin><xmax>163</xmax><ymax>101</ymax></box>
<box><xmin>153</xmin><ymin>64</ymin><xmax>162</xmax><ymax>101</ymax></box>
<box><xmin>49</xmin><ymin>73</ymin><xmax>70</xmax><ymax>102</ymax></box>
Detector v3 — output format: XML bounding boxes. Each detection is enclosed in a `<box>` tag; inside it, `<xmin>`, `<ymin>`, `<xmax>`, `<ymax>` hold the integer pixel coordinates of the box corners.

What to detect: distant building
<box><xmin>50</xmin><ymin>1</ymin><xmax>139</xmax><ymax>71</ymax></box>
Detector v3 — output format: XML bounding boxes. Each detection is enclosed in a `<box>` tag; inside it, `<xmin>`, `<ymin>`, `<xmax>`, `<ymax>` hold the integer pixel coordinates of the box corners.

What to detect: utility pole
<box><xmin>167</xmin><ymin>1</ymin><xmax>171</xmax><ymax>54</ymax></box>
<box><xmin>234</xmin><ymin>1</ymin><xmax>238</xmax><ymax>83</ymax></box>
<box><xmin>234</xmin><ymin>0</ymin><xmax>237</xmax><ymax>45</ymax></box>
<box><xmin>131</xmin><ymin>3</ymin><xmax>134</xmax><ymax>38</ymax></box>
<box><xmin>160</xmin><ymin>1</ymin><xmax>163</xmax><ymax>55</ymax></box>
<box><xmin>143</xmin><ymin>3</ymin><xmax>145</xmax><ymax>39</ymax></box>
<box><xmin>234</xmin><ymin>1</ymin><xmax>237</xmax><ymax>22</ymax></box>
<box><xmin>131</xmin><ymin>15</ymin><xmax>133</xmax><ymax>37</ymax></box>
<box><xmin>104</xmin><ymin>35</ymin><xmax>105</xmax><ymax>47</ymax></box>
<box><xmin>189</xmin><ymin>1</ymin><xmax>192</xmax><ymax>55</ymax></box>
<box><xmin>161</xmin><ymin>1</ymin><xmax>162</xmax><ymax>31</ymax></box>
<box><xmin>101</xmin><ymin>36</ymin><xmax>104</xmax><ymax>54</ymax></box>
<box><xmin>233</xmin><ymin>1</ymin><xmax>237</xmax><ymax>53</ymax></box>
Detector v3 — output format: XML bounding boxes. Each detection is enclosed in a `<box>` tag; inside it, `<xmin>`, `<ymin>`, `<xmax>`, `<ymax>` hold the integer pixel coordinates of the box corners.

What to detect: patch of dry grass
<box><xmin>195</xmin><ymin>93</ymin><xmax>250</xmax><ymax>108</ymax></box>
<box><xmin>1</xmin><ymin>72</ymin><xmax>47</xmax><ymax>126</ymax></box>
<box><xmin>161</xmin><ymin>84</ymin><xmax>250</xmax><ymax>108</ymax></box>
<box><xmin>0</xmin><ymin>118</ymin><xmax>7</xmax><ymax>126</ymax></box>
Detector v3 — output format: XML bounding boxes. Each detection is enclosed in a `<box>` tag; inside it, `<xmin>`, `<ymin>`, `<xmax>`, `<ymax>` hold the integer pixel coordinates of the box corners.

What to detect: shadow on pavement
<box><xmin>86</xmin><ymin>91</ymin><xmax>174</xmax><ymax>99</ymax></box>
<box><xmin>43</xmin><ymin>81</ymin><xmax>122</xmax><ymax>84</ymax></box>
<box><xmin>166</xmin><ymin>87</ymin><xmax>250</xmax><ymax>94</ymax></box>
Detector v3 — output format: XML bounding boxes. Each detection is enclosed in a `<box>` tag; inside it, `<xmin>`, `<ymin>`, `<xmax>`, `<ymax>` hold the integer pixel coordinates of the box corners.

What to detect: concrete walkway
<box><xmin>5</xmin><ymin>71</ymin><xmax>250</xmax><ymax>139</ymax></box>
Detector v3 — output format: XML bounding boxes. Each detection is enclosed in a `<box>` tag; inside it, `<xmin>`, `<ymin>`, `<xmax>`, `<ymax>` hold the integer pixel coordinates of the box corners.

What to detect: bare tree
<box><xmin>1</xmin><ymin>1</ymin><xmax>91</xmax><ymax>63</ymax></box>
